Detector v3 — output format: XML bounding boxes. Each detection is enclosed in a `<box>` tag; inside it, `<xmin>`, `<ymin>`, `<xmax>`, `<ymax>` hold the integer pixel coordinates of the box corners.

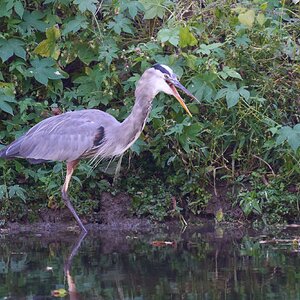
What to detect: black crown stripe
<box><xmin>153</xmin><ymin>64</ymin><xmax>171</xmax><ymax>76</ymax></box>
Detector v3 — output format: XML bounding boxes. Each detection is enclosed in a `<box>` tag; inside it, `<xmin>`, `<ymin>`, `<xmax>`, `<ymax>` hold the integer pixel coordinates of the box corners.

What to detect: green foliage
<box><xmin>0</xmin><ymin>178</ymin><xmax>28</xmax><ymax>221</ymax></box>
<box><xmin>108</xmin><ymin>14</ymin><xmax>134</xmax><ymax>35</ymax></box>
<box><xmin>26</xmin><ymin>58</ymin><xmax>65</xmax><ymax>85</ymax></box>
<box><xmin>236</xmin><ymin>171</ymin><xmax>299</xmax><ymax>224</ymax></box>
<box><xmin>167</xmin><ymin>172</ymin><xmax>211</xmax><ymax>215</ymax></box>
<box><xmin>276</xmin><ymin>124</ymin><xmax>300</xmax><ymax>152</ymax></box>
<box><xmin>0</xmin><ymin>39</ymin><xmax>26</xmax><ymax>62</ymax></box>
<box><xmin>140</xmin><ymin>0</ymin><xmax>173</xmax><ymax>19</ymax></box>
<box><xmin>129</xmin><ymin>178</ymin><xmax>172</xmax><ymax>221</ymax></box>
<box><xmin>0</xmin><ymin>184</ymin><xmax>26</xmax><ymax>202</ymax></box>
<box><xmin>73</xmin><ymin>0</ymin><xmax>98</xmax><ymax>14</ymax></box>
<box><xmin>215</xmin><ymin>82</ymin><xmax>250</xmax><ymax>108</ymax></box>
<box><xmin>0</xmin><ymin>88</ymin><xmax>16</xmax><ymax>115</ymax></box>
<box><xmin>0</xmin><ymin>0</ymin><xmax>299</xmax><ymax>223</ymax></box>
<box><xmin>33</xmin><ymin>25</ymin><xmax>61</xmax><ymax>59</ymax></box>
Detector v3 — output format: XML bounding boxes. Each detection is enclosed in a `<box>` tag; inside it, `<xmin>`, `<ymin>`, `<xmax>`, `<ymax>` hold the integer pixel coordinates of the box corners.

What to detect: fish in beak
<box><xmin>166</xmin><ymin>77</ymin><xmax>197</xmax><ymax>117</ymax></box>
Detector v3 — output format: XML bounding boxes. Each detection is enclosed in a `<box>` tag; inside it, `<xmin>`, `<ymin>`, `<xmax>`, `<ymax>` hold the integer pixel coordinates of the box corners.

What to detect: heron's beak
<box><xmin>167</xmin><ymin>79</ymin><xmax>196</xmax><ymax>117</ymax></box>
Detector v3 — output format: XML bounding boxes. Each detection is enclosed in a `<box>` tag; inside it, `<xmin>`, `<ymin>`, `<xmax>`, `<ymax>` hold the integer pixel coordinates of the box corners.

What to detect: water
<box><xmin>0</xmin><ymin>223</ymin><xmax>300</xmax><ymax>299</ymax></box>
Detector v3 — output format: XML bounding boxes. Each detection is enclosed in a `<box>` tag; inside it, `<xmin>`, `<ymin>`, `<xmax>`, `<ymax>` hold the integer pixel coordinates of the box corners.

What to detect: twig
<box><xmin>252</xmin><ymin>154</ymin><xmax>276</xmax><ymax>177</ymax></box>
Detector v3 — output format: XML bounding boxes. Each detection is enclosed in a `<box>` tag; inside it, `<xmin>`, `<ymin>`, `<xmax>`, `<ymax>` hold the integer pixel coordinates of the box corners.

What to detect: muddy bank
<box><xmin>1</xmin><ymin>190</ymin><xmax>244</xmax><ymax>236</ymax></box>
<box><xmin>2</xmin><ymin>192</ymin><xmax>150</xmax><ymax>234</ymax></box>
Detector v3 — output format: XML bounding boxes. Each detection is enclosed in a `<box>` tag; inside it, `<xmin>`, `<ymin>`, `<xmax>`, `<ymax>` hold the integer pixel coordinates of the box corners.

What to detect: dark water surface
<box><xmin>0</xmin><ymin>223</ymin><xmax>300</xmax><ymax>300</ymax></box>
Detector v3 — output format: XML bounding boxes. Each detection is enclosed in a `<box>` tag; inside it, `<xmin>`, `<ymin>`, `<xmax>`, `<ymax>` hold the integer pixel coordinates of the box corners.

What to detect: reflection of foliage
<box><xmin>1</xmin><ymin>232</ymin><xmax>300</xmax><ymax>299</ymax></box>
<box><xmin>0</xmin><ymin>0</ymin><xmax>299</xmax><ymax>223</ymax></box>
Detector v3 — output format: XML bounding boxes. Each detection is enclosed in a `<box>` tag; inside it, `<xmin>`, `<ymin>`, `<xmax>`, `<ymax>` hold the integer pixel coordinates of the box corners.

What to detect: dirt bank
<box><xmin>0</xmin><ymin>189</ymin><xmax>244</xmax><ymax>235</ymax></box>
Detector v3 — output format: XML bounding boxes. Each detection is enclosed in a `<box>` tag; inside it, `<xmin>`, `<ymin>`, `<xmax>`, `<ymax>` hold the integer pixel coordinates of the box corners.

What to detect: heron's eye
<box><xmin>164</xmin><ymin>74</ymin><xmax>170</xmax><ymax>79</ymax></box>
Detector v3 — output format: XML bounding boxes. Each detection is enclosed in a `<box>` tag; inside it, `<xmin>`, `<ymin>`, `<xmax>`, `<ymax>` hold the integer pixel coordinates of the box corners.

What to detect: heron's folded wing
<box><xmin>5</xmin><ymin>110</ymin><xmax>114</xmax><ymax>162</ymax></box>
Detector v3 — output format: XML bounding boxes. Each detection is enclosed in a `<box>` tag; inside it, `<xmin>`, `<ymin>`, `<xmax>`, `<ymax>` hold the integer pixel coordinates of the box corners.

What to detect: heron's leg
<box><xmin>61</xmin><ymin>160</ymin><xmax>87</xmax><ymax>233</ymax></box>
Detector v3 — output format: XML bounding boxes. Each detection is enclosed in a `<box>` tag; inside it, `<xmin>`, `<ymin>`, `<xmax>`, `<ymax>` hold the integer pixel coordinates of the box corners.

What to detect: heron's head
<box><xmin>140</xmin><ymin>64</ymin><xmax>197</xmax><ymax>117</ymax></box>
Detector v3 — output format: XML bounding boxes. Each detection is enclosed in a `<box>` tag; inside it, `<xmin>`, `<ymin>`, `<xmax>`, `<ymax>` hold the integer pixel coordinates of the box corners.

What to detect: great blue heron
<box><xmin>0</xmin><ymin>64</ymin><xmax>196</xmax><ymax>232</ymax></box>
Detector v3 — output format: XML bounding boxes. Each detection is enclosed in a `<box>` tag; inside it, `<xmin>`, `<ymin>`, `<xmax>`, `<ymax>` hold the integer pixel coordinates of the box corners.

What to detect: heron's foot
<box><xmin>61</xmin><ymin>189</ymin><xmax>88</xmax><ymax>233</ymax></box>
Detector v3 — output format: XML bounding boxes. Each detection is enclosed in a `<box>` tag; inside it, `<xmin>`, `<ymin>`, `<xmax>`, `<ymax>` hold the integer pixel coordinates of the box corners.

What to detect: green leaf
<box><xmin>14</xmin><ymin>0</ymin><xmax>24</xmax><ymax>18</ymax></box>
<box><xmin>252</xmin><ymin>199</ymin><xmax>262</xmax><ymax>214</ymax></box>
<box><xmin>74</xmin><ymin>67</ymin><xmax>107</xmax><ymax>98</ymax></box>
<box><xmin>223</xmin><ymin>82</ymin><xmax>237</xmax><ymax>91</ymax></box>
<box><xmin>276</xmin><ymin>124</ymin><xmax>300</xmax><ymax>152</ymax></box>
<box><xmin>215</xmin><ymin>82</ymin><xmax>241</xmax><ymax>108</ymax></box>
<box><xmin>62</xmin><ymin>15</ymin><xmax>88</xmax><ymax>35</ymax></box>
<box><xmin>73</xmin><ymin>0</ymin><xmax>98</xmax><ymax>13</ymax></box>
<box><xmin>27</xmin><ymin>58</ymin><xmax>65</xmax><ymax>85</ymax></box>
<box><xmin>53</xmin><ymin>162</ymin><xmax>63</xmax><ymax>173</ymax></box>
<box><xmin>215</xmin><ymin>88</ymin><xmax>227</xmax><ymax>100</ymax></box>
<box><xmin>140</xmin><ymin>0</ymin><xmax>172</xmax><ymax>19</ymax></box>
<box><xmin>157</xmin><ymin>27</ymin><xmax>179</xmax><ymax>46</ymax></box>
<box><xmin>238</xmin><ymin>9</ymin><xmax>255</xmax><ymax>28</ymax></box>
<box><xmin>8</xmin><ymin>185</ymin><xmax>26</xmax><ymax>202</ymax></box>
<box><xmin>0</xmin><ymin>38</ymin><xmax>26</xmax><ymax>62</ymax></box>
<box><xmin>236</xmin><ymin>34</ymin><xmax>251</xmax><ymax>48</ymax></box>
<box><xmin>33</xmin><ymin>25</ymin><xmax>61</xmax><ymax>59</ymax></box>
<box><xmin>226</xmin><ymin>90</ymin><xmax>240</xmax><ymax>108</ymax></box>
<box><xmin>165</xmin><ymin>123</ymin><xmax>185</xmax><ymax>136</ymax></box>
<box><xmin>190</xmin><ymin>75</ymin><xmax>216</xmax><ymax>102</ymax></box>
<box><xmin>185</xmin><ymin>123</ymin><xmax>202</xmax><ymax>137</ymax></box>
<box><xmin>46</xmin><ymin>24</ymin><xmax>60</xmax><ymax>40</ymax></box>
<box><xmin>295</xmin><ymin>124</ymin><xmax>300</xmax><ymax>132</ymax></box>
<box><xmin>179</xmin><ymin>134</ymin><xmax>191</xmax><ymax>153</ymax></box>
<box><xmin>197</xmin><ymin>44</ymin><xmax>211</xmax><ymax>55</ymax></box>
<box><xmin>239</xmin><ymin>87</ymin><xmax>250</xmax><ymax>101</ymax></box>
<box><xmin>0</xmin><ymin>185</ymin><xmax>7</xmax><ymax>199</ymax></box>
<box><xmin>98</xmin><ymin>39</ymin><xmax>119</xmax><ymax>65</ymax></box>
<box><xmin>196</xmin><ymin>43</ymin><xmax>224</xmax><ymax>57</ymax></box>
<box><xmin>0</xmin><ymin>0</ymin><xmax>12</xmax><ymax>18</ymax></box>
<box><xmin>256</xmin><ymin>13</ymin><xmax>266</xmax><ymax>26</ymax></box>
<box><xmin>148</xmin><ymin>103</ymin><xmax>164</xmax><ymax>121</ymax></box>
<box><xmin>34</xmin><ymin>39</ymin><xmax>52</xmax><ymax>57</ymax></box>
<box><xmin>131</xmin><ymin>138</ymin><xmax>147</xmax><ymax>155</ymax></box>
<box><xmin>107</xmin><ymin>14</ymin><xmax>133</xmax><ymax>35</ymax></box>
<box><xmin>19</xmin><ymin>10</ymin><xmax>48</xmax><ymax>35</ymax></box>
<box><xmin>222</xmin><ymin>66</ymin><xmax>242</xmax><ymax>80</ymax></box>
<box><xmin>260</xmin><ymin>2</ymin><xmax>268</xmax><ymax>10</ymax></box>
<box><xmin>0</xmin><ymin>89</ymin><xmax>16</xmax><ymax>115</ymax></box>
<box><xmin>179</xmin><ymin>26</ymin><xmax>197</xmax><ymax>48</ymax></box>
<box><xmin>0</xmin><ymin>100</ymin><xmax>14</xmax><ymax>115</ymax></box>
<box><xmin>76</xmin><ymin>42</ymin><xmax>98</xmax><ymax>64</ymax></box>
<box><xmin>120</xmin><ymin>0</ymin><xmax>143</xmax><ymax>19</ymax></box>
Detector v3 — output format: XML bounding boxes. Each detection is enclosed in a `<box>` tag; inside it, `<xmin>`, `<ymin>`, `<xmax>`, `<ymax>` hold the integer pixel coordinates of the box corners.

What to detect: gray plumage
<box><xmin>0</xmin><ymin>64</ymin><xmax>196</xmax><ymax>232</ymax></box>
<box><xmin>2</xmin><ymin>110</ymin><xmax>118</xmax><ymax>163</ymax></box>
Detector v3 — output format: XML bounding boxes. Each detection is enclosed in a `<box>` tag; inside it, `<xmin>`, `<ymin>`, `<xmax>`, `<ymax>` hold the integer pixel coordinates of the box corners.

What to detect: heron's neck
<box><xmin>120</xmin><ymin>89</ymin><xmax>154</xmax><ymax>149</ymax></box>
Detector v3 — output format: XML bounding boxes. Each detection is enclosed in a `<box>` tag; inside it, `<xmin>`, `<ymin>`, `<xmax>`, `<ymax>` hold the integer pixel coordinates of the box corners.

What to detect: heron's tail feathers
<box><xmin>0</xmin><ymin>137</ymin><xmax>23</xmax><ymax>159</ymax></box>
<box><xmin>0</xmin><ymin>144</ymin><xmax>49</xmax><ymax>164</ymax></box>
<box><xmin>0</xmin><ymin>137</ymin><xmax>48</xmax><ymax>164</ymax></box>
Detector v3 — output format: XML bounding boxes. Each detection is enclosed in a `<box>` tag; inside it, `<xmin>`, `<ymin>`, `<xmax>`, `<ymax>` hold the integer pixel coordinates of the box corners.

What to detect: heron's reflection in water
<box><xmin>64</xmin><ymin>232</ymin><xmax>87</xmax><ymax>300</ymax></box>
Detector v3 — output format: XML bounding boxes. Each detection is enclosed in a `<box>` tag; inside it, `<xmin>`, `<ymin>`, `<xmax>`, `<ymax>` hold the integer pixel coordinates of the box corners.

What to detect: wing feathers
<box><xmin>2</xmin><ymin>109</ymin><xmax>118</xmax><ymax>163</ymax></box>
